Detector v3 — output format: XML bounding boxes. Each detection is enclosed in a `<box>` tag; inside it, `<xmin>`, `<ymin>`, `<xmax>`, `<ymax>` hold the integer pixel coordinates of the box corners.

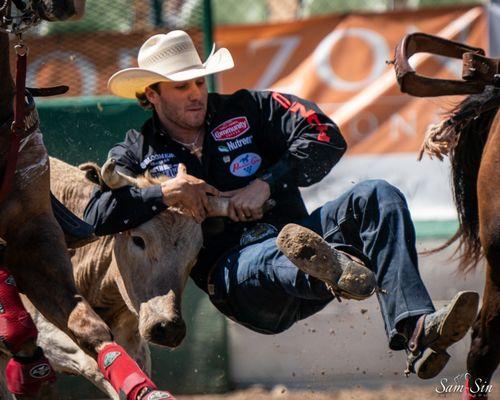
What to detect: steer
<box><xmin>0</xmin><ymin>157</ymin><xmax>227</xmax><ymax>399</ymax></box>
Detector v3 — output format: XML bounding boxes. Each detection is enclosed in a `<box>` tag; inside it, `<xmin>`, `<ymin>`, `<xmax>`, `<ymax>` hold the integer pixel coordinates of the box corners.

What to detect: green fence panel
<box><xmin>38</xmin><ymin>0</ymin><xmax>134</xmax><ymax>35</ymax></box>
<box><xmin>37</xmin><ymin>97</ymin><xmax>231</xmax><ymax>398</ymax></box>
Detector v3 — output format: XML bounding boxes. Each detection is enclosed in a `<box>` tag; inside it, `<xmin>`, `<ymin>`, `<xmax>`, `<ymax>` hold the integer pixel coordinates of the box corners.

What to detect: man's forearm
<box><xmin>83</xmin><ymin>185</ymin><xmax>166</xmax><ymax>236</ymax></box>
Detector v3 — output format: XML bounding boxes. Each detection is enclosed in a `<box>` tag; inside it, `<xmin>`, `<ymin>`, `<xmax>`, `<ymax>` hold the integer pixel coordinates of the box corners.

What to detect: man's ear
<box><xmin>144</xmin><ymin>86</ymin><xmax>159</xmax><ymax>104</ymax></box>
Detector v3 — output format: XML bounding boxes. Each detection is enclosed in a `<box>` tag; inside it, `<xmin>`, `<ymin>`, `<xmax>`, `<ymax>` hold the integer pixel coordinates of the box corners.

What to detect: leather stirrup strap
<box><xmin>408</xmin><ymin>314</ymin><xmax>426</xmax><ymax>353</ymax></box>
<box><xmin>0</xmin><ymin>41</ymin><xmax>27</xmax><ymax>204</ymax></box>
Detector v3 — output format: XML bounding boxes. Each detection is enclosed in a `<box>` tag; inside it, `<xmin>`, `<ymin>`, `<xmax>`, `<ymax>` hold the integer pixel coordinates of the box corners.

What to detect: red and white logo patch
<box><xmin>211</xmin><ymin>117</ymin><xmax>249</xmax><ymax>141</ymax></box>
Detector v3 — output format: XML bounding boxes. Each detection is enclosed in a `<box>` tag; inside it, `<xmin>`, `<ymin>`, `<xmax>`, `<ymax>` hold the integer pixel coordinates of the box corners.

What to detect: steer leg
<box><xmin>28</xmin><ymin>305</ymin><xmax>118</xmax><ymax>400</ymax></box>
<box><xmin>107</xmin><ymin>310</ymin><xmax>151</xmax><ymax>376</ymax></box>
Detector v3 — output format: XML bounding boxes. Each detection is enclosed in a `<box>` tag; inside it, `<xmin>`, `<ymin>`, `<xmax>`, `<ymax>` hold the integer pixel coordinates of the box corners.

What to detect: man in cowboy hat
<box><xmin>85</xmin><ymin>30</ymin><xmax>479</xmax><ymax>380</ymax></box>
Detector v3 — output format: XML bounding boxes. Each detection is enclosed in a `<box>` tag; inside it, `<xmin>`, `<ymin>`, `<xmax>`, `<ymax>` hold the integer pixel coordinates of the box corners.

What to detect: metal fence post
<box><xmin>202</xmin><ymin>0</ymin><xmax>216</xmax><ymax>92</ymax></box>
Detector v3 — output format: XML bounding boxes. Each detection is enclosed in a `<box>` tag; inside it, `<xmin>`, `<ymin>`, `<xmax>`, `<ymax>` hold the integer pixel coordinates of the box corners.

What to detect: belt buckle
<box><xmin>208</xmin><ymin>283</ymin><xmax>215</xmax><ymax>296</ymax></box>
<box><xmin>239</xmin><ymin>223</ymin><xmax>278</xmax><ymax>247</ymax></box>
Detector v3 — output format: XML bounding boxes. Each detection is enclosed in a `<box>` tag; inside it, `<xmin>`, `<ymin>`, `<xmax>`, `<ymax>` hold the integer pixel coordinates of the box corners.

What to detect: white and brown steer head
<box><xmin>86</xmin><ymin>158</ymin><xmax>229</xmax><ymax>348</ymax></box>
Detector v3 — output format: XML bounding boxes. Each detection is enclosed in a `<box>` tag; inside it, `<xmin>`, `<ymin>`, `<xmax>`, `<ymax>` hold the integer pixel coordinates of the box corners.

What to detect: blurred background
<box><xmin>8</xmin><ymin>0</ymin><xmax>500</xmax><ymax>398</ymax></box>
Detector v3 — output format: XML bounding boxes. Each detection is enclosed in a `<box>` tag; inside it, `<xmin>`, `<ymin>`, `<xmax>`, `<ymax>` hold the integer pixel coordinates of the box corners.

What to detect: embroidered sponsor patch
<box><xmin>211</xmin><ymin>117</ymin><xmax>249</xmax><ymax>141</ymax></box>
<box><xmin>150</xmin><ymin>163</ymin><xmax>178</xmax><ymax>178</ymax></box>
<box><xmin>103</xmin><ymin>351</ymin><xmax>121</xmax><ymax>368</ymax></box>
<box><xmin>29</xmin><ymin>363</ymin><xmax>51</xmax><ymax>379</ymax></box>
<box><xmin>140</xmin><ymin>153</ymin><xmax>176</xmax><ymax>169</ymax></box>
<box><xmin>5</xmin><ymin>276</ymin><xmax>15</xmax><ymax>286</ymax></box>
<box><xmin>145</xmin><ymin>391</ymin><xmax>172</xmax><ymax>400</ymax></box>
<box><xmin>230</xmin><ymin>152</ymin><xmax>262</xmax><ymax>177</ymax></box>
<box><xmin>218</xmin><ymin>136</ymin><xmax>253</xmax><ymax>153</ymax></box>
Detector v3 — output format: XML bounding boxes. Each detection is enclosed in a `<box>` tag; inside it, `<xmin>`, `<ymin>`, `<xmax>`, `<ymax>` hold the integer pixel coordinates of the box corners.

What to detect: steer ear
<box><xmin>79</xmin><ymin>162</ymin><xmax>104</xmax><ymax>187</ymax></box>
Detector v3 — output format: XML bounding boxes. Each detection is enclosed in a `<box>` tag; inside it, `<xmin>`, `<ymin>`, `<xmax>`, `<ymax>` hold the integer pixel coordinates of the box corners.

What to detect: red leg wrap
<box><xmin>0</xmin><ymin>268</ymin><xmax>38</xmax><ymax>354</ymax></box>
<box><xmin>5</xmin><ymin>348</ymin><xmax>56</xmax><ymax>396</ymax></box>
<box><xmin>98</xmin><ymin>343</ymin><xmax>175</xmax><ymax>400</ymax></box>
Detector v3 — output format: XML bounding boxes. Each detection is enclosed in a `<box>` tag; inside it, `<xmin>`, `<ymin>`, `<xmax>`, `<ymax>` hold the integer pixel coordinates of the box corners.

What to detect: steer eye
<box><xmin>132</xmin><ymin>236</ymin><xmax>146</xmax><ymax>250</ymax></box>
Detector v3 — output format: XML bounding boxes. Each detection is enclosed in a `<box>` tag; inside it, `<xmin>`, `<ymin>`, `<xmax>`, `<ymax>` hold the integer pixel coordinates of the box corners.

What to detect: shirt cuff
<box><xmin>258</xmin><ymin>157</ymin><xmax>294</xmax><ymax>195</ymax></box>
<box><xmin>140</xmin><ymin>184</ymin><xmax>166</xmax><ymax>209</ymax></box>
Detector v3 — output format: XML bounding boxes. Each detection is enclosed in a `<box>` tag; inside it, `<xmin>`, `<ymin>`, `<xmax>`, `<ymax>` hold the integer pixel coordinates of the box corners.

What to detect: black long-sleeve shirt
<box><xmin>84</xmin><ymin>89</ymin><xmax>346</xmax><ymax>290</ymax></box>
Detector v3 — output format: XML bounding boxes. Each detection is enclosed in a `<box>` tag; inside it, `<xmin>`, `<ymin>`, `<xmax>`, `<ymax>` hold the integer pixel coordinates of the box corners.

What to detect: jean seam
<box><xmin>323</xmin><ymin>213</ymin><xmax>360</xmax><ymax>241</ymax></box>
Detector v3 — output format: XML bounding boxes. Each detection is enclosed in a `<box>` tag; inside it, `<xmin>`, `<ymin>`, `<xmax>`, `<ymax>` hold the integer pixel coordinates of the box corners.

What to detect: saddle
<box><xmin>29</xmin><ymin>88</ymin><xmax>97</xmax><ymax>249</ymax></box>
<box><xmin>393</xmin><ymin>32</ymin><xmax>500</xmax><ymax>97</ymax></box>
<box><xmin>0</xmin><ymin>89</ymin><xmax>96</xmax><ymax>249</ymax></box>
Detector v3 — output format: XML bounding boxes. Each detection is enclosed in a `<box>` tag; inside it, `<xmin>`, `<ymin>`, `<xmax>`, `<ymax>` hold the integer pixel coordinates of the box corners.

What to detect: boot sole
<box><xmin>416</xmin><ymin>291</ymin><xmax>479</xmax><ymax>379</ymax></box>
<box><xmin>276</xmin><ymin>224</ymin><xmax>376</xmax><ymax>300</ymax></box>
<box><xmin>416</xmin><ymin>349</ymin><xmax>450</xmax><ymax>380</ymax></box>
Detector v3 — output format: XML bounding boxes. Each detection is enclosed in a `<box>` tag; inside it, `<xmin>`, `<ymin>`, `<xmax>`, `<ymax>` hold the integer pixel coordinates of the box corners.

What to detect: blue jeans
<box><xmin>208</xmin><ymin>180</ymin><xmax>435</xmax><ymax>350</ymax></box>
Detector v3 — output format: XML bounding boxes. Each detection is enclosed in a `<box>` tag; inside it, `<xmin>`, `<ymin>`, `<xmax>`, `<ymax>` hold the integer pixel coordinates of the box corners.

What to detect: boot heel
<box><xmin>415</xmin><ymin>348</ymin><xmax>450</xmax><ymax>379</ymax></box>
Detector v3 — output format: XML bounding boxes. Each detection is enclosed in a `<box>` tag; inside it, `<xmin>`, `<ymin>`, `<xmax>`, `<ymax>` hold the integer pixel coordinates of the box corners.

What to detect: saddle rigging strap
<box><xmin>0</xmin><ymin>38</ymin><xmax>26</xmax><ymax>204</ymax></box>
<box><xmin>0</xmin><ymin>35</ymin><xmax>69</xmax><ymax>204</ymax></box>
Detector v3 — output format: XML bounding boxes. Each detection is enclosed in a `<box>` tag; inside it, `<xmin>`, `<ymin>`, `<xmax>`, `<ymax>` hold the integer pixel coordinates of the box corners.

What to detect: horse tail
<box><xmin>422</xmin><ymin>88</ymin><xmax>498</xmax><ymax>273</ymax></box>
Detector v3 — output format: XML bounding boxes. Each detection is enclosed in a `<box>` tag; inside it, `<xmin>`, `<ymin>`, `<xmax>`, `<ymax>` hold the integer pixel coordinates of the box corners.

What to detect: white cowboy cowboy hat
<box><xmin>108</xmin><ymin>30</ymin><xmax>234</xmax><ymax>99</ymax></box>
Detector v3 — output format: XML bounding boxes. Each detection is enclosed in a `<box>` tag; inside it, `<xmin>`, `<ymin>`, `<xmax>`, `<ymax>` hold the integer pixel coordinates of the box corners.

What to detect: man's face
<box><xmin>145</xmin><ymin>78</ymin><xmax>208</xmax><ymax>131</ymax></box>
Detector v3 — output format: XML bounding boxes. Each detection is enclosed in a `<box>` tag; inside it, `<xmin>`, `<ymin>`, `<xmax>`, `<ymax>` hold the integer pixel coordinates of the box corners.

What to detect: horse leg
<box><xmin>466</xmin><ymin>112</ymin><xmax>500</xmax><ymax>399</ymax></box>
<box><xmin>466</xmin><ymin>267</ymin><xmax>500</xmax><ymax>399</ymax></box>
<box><xmin>0</xmin><ymin>351</ymin><xmax>16</xmax><ymax>400</ymax></box>
<box><xmin>5</xmin><ymin>212</ymin><xmax>161</xmax><ymax>399</ymax></box>
<box><xmin>5</xmin><ymin>212</ymin><xmax>111</xmax><ymax>357</ymax></box>
<box><xmin>23</xmin><ymin>296</ymin><xmax>117</xmax><ymax>399</ymax></box>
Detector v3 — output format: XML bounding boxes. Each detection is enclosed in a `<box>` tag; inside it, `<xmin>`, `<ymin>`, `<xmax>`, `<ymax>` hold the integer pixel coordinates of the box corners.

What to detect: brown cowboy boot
<box><xmin>404</xmin><ymin>291</ymin><xmax>479</xmax><ymax>379</ymax></box>
<box><xmin>276</xmin><ymin>224</ymin><xmax>377</xmax><ymax>301</ymax></box>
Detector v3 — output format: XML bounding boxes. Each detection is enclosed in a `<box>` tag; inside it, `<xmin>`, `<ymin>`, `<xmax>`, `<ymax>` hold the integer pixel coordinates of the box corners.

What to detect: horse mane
<box><xmin>430</xmin><ymin>86</ymin><xmax>499</xmax><ymax>273</ymax></box>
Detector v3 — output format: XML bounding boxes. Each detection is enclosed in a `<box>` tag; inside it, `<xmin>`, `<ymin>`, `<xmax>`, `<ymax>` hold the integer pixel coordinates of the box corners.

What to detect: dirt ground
<box><xmin>178</xmin><ymin>382</ymin><xmax>500</xmax><ymax>400</ymax></box>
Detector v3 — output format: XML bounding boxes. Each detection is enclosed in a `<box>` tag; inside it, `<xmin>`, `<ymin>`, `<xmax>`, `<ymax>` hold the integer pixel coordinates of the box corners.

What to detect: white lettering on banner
<box><xmin>348</xmin><ymin>111</ymin><xmax>378</xmax><ymax>140</ymax></box>
<box><xmin>249</xmin><ymin>36</ymin><xmax>301</xmax><ymax>90</ymax></box>
<box><xmin>118</xmin><ymin>47</ymin><xmax>140</xmax><ymax>70</ymax></box>
<box><xmin>27</xmin><ymin>51</ymin><xmax>97</xmax><ymax>96</ymax></box>
<box><xmin>390</xmin><ymin>111</ymin><xmax>417</xmax><ymax>141</ymax></box>
<box><xmin>406</xmin><ymin>24</ymin><xmax>469</xmax><ymax>78</ymax></box>
<box><xmin>313</xmin><ymin>28</ymin><xmax>389</xmax><ymax>91</ymax></box>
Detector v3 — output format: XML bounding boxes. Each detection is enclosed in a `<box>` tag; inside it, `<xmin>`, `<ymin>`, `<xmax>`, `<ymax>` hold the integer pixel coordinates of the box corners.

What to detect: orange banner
<box><xmin>21</xmin><ymin>5</ymin><xmax>487</xmax><ymax>155</ymax></box>
<box><xmin>216</xmin><ymin>5</ymin><xmax>487</xmax><ymax>154</ymax></box>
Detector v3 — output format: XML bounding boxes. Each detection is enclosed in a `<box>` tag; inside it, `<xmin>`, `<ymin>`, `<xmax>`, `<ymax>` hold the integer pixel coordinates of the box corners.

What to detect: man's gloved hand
<box><xmin>222</xmin><ymin>179</ymin><xmax>271</xmax><ymax>222</ymax></box>
<box><xmin>161</xmin><ymin>163</ymin><xmax>220</xmax><ymax>223</ymax></box>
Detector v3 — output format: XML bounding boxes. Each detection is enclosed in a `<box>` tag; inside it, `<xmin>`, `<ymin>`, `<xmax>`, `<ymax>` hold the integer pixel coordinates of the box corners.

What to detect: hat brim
<box><xmin>108</xmin><ymin>48</ymin><xmax>234</xmax><ymax>99</ymax></box>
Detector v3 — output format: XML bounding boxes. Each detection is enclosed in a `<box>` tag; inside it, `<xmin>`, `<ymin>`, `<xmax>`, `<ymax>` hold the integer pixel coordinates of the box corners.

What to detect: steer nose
<box><xmin>149</xmin><ymin>318</ymin><xmax>186</xmax><ymax>348</ymax></box>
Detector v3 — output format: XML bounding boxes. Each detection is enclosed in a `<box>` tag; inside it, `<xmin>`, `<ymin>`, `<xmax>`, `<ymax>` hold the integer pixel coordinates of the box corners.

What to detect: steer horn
<box><xmin>100</xmin><ymin>159</ymin><xmax>276</xmax><ymax>218</ymax></box>
<box><xmin>206</xmin><ymin>197</ymin><xmax>275</xmax><ymax>217</ymax></box>
<box><xmin>101</xmin><ymin>158</ymin><xmax>141</xmax><ymax>189</ymax></box>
